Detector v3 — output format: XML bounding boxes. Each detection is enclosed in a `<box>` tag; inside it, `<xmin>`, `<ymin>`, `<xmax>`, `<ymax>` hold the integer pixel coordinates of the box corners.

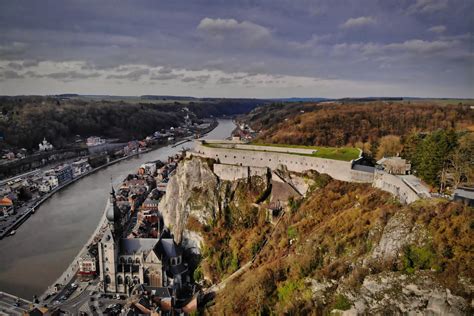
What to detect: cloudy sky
<box><xmin>0</xmin><ymin>0</ymin><xmax>473</xmax><ymax>98</ymax></box>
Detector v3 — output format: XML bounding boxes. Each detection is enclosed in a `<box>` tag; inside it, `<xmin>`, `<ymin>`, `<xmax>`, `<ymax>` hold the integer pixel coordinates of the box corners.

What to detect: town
<box><xmin>0</xmin><ymin>111</ymin><xmax>216</xmax><ymax>240</ymax></box>
<box><xmin>21</xmin><ymin>150</ymin><xmax>196</xmax><ymax>315</ymax></box>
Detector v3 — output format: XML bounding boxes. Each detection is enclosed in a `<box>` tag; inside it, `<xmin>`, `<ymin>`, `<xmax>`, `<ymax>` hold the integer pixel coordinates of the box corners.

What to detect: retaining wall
<box><xmin>192</xmin><ymin>141</ymin><xmax>371</xmax><ymax>183</ymax></box>
<box><xmin>373</xmin><ymin>169</ymin><xmax>420</xmax><ymax>204</ymax></box>
<box><xmin>189</xmin><ymin>142</ymin><xmax>425</xmax><ymax>204</ymax></box>
<box><xmin>213</xmin><ymin>163</ymin><xmax>268</xmax><ymax>181</ymax></box>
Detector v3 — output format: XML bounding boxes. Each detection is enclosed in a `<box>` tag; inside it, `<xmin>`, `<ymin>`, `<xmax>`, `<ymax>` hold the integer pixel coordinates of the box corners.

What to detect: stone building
<box><xmin>98</xmin><ymin>187</ymin><xmax>187</xmax><ymax>296</ymax></box>
<box><xmin>376</xmin><ymin>157</ymin><xmax>411</xmax><ymax>175</ymax></box>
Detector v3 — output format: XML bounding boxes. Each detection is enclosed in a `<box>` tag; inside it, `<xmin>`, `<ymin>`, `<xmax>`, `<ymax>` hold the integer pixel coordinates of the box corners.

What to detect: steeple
<box><xmin>106</xmin><ymin>181</ymin><xmax>123</xmax><ymax>238</ymax></box>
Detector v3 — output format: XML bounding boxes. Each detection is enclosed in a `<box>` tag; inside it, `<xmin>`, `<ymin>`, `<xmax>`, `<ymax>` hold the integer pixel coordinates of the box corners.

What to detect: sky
<box><xmin>0</xmin><ymin>0</ymin><xmax>473</xmax><ymax>98</ymax></box>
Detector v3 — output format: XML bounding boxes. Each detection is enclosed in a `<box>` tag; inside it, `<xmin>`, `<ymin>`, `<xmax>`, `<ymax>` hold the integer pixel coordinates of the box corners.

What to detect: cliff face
<box><xmin>159</xmin><ymin>157</ymin><xmax>473</xmax><ymax>315</ymax></box>
<box><xmin>159</xmin><ymin>157</ymin><xmax>220</xmax><ymax>244</ymax></box>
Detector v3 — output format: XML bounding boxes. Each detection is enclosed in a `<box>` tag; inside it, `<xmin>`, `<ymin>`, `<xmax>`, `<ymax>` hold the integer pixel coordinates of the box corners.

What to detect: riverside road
<box><xmin>0</xmin><ymin>119</ymin><xmax>235</xmax><ymax>300</ymax></box>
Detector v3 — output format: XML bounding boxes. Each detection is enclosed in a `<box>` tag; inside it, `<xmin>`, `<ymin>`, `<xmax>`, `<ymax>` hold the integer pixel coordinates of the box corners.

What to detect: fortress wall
<box><xmin>213</xmin><ymin>164</ymin><xmax>248</xmax><ymax>181</ymax></box>
<box><xmin>189</xmin><ymin>143</ymin><xmax>422</xmax><ymax>203</ymax></box>
<box><xmin>373</xmin><ymin>169</ymin><xmax>419</xmax><ymax>204</ymax></box>
<box><xmin>249</xmin><ymin>166</ymin><xmax>268</xmax><ymax>178</ymax></box>
<box><xmin>350</xmin><ymin>170</ymin><xmax>375</xmax><ymax>183</ymax></box>
<box><xmin>194</xmin><ymin>142</ymin><xmax>359</xmax><ymax>182</ymax></box>
<box><xmin>210</xmin><ymin>143</ymin><xmax>316</xmax><ymax>155</ymax></box>
<box><xmin>213</xmin><ymin>164</ymin><xmax>268</xmax><ymax>181</ymax></box>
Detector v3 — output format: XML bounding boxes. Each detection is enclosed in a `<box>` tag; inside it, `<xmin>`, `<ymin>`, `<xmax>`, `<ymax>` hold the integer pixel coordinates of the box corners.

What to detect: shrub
<box><xmin>332</xmin><ymin>294</ymin><xmax>352</xmax><ymax>310</ymax></box>
<box><xmin>193</xmin><ymin>265</ymin><xmax>203</xmax><ymax>282</ymax></box>
<box><xmin>402</xmin><ymin>244</ymin><xmax>437</xmax><ymax>274</ymax></box>
<box><xmin>287</xmin><ymin>226</ymin><xmax>298</xmax><ymax>240</ymax></box>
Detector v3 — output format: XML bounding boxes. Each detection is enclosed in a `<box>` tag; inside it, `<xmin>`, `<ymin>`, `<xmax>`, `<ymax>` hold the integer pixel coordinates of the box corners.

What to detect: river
<box><xmin>0</xmin><ymin>119</ymin><xmax>235</xmax><ymax>300</ymax></box>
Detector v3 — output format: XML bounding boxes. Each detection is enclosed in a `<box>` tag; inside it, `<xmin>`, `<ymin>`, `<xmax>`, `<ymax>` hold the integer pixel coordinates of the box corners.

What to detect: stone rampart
<box><xmin>189</xmin><ymin>141</ymin><xmax>425</xmax><ymax>204</ymax></box>
<box><xmin>213</xmin><ymin>164</ymin><xmax>268</xmax><ymax>181</ymax></box>
<box><xmin>209</xmin><ymin>143</ymin><xmax>316</xmax><ymax>155</ymax></box>
<box><xmin>373</xmin><ymin>169</ymin><xmax>420</xmax><ymax>204</ymax></box>
<box><xmin>192</xmin><ymin>141</ymin><xmax>369</xmax><ymax>183</ymax></box>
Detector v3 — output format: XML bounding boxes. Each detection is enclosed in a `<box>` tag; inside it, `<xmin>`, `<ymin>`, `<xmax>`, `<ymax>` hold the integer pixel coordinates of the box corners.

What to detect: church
<box><xmin>97</xmin><ymin>187</ymin><xmax>188</xmax><ymax>296</ymax></box>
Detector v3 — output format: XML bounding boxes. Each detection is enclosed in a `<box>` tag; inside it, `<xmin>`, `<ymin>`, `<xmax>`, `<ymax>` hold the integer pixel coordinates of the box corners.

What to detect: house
<box><xmin>78</xmin><ymin>253</ymin><xmax>97</xmax><ymax>277</ymax></box>
<box><xmin>54</xmin><ymin>164</ymin><xmax>73</xmax><ymax>185</ymax></box>
<box><xmin>141</xmin><ymin>197</ymin><xmax>160</xmax><ymax>213</ymax></box>
<box><xmin>138</xmin><ymin>162</ymin><xmax>157</xmax><ymax>176</ymax></box>
<box><xmin>72</xmin><ymin>159</ymin><xmax>91</xmax><ymax>177</ymax></box>
<box><xmin>0</xmin><ymin>196</ymin><xmax>13</xmax><ymax>215</ymax></box>
<box><xmin>38</xmin><ymin>181</ymin><xmax>52</xmax><ymax>193</ymax></box>
<box><xmin>376</xmin><ymin>157</ymin><xmax>411</xmax><ymax>175</ymax></box>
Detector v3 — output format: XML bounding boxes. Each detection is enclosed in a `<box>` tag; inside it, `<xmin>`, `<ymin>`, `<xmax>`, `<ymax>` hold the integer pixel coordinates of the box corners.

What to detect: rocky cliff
<box><xmin>158</xmin><ymin>157</ymin><xmax>220</xmax><ymax>245</ymax></box>
<box><xmin>159</xmin><ymin>157</ymin><xmax>473</xmax><ymax>315</ymax></box>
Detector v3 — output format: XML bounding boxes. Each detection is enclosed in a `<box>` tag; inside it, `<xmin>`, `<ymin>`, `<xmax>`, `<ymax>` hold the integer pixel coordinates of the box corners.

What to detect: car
<box><xmin>71</xmin><ymin>283</ymin><xmax>78</xmax><ymax>288</ymax></box>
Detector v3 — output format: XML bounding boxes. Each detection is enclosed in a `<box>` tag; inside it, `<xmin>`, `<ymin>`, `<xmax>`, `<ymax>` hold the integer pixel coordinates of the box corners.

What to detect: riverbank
<box><xmin>40</xmin><ymin>119</ymin><xmax>220</xmax><ymax>300</ymax></box>
<box><xmin>0</xmin><ymin>148</ymin><xmax>152</xmax><ymax>240</ymax></box>
<box><xmin>0</xmin><ymin>119</ymin><xmax>234</xmax><ymax>300</ymax></box>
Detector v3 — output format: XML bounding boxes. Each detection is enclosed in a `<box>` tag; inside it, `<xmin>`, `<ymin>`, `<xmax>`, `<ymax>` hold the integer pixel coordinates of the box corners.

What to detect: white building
<box><xmin>72</xmin><ymin>159</ymin><xmax>91</xmax><ymax>178</ymax></box>
<box><xmin>86</xmin><ymin>136</ymin><xmax>106</xmax><ymax>147</ymax></box>
<box><xmin>78</xmin><ymin>253</ymin><xmax>97</xmax><ymax>276</ymax></box>
<box><xmin>39</xmin><ymin>138</ymin><xmax>53</xmax><ymax>151</ymax></box>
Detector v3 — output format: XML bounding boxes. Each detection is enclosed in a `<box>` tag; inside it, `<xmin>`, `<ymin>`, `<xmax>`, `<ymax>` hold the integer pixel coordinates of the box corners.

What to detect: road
<box><xmin>0</xmin><ymin>291</ymin><xmax>32</xmax><ymax>315</ymax></box>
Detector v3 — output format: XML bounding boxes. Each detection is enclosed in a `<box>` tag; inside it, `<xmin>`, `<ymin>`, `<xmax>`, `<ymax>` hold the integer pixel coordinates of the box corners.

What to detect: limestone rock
<box><xmin>347</xmin><ymin>271</ymin><xmax>469</xmax><ymax>315</ymax></box>
<box><xmin>159</xmin><ymin>157</ymin><xmax>220</xmax><ymax>244</ymax></box>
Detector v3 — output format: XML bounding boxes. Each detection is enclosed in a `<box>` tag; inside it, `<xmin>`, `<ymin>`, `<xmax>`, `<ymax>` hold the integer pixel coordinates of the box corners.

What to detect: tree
<box><xmin>447</xmin><ymin>133</ymin><xmax>474</xmax><ymax>188</ymax></box>
<box><xmin>376</xmin><ymin>135</ymin><xmax>402</xmax><ymax>160</ymax></box>
<box><xmin>417</xmin><ymin>130</ymin><xmax>458</xmax><ymax>187</ymax></box>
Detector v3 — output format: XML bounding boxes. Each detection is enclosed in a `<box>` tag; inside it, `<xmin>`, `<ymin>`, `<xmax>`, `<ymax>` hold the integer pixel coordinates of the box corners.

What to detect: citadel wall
<box><xmin>189</xmin><ymin>141</ymin><xmax>423</xmax><ymax>204</ymax></box>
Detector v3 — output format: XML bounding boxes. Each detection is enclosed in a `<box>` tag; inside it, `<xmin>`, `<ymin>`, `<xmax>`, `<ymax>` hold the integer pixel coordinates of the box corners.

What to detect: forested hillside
<box><xmin>245</xmin><ymin>101</ymin><xmax>474</xmax><ymax>189</ymax></box>
<box><xmin>0</xmin><ymin>96</ymin><xmax>266</xmax><ymax>150</ymax></box>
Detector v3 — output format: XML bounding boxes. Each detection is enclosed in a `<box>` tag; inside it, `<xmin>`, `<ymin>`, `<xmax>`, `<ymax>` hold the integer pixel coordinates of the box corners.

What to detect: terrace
<box><xmin>202</xmin><ymin>141</ymin><xmax>360</xmax><ymax>162</ymax></box>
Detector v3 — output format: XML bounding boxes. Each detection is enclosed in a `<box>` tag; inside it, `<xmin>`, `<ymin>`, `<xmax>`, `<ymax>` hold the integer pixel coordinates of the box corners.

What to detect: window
<box><xmin>117</xmin><ymin>276</ymin><xmax>123</xmax><ymax>284</ymax></box>
<box><xmin>128</xmin><ymin>257</ymin><xmax>133</xmax><ymax>264</ymax></box>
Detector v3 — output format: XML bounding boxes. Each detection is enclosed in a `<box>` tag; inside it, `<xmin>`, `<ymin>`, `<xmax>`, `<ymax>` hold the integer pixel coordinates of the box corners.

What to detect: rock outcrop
<box><xmin>345</xmin><ymin>272</ymin><xmax>469</xmax><ymax>315</ymax></box>
<box><xmin>159</xmin><ymin>157</ymin><xmax>220</xmax><ymax>244</ymax></box>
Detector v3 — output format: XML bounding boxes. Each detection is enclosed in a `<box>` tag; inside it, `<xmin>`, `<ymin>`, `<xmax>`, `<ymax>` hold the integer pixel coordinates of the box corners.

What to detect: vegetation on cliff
<box><xmin>196</xmin><ymin>172</ymin><xmax>473</xmax><ymax>314</ymax></box>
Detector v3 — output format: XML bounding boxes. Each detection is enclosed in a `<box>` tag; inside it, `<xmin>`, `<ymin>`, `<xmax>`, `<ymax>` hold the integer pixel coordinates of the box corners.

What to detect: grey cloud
<box><xmin>17</xmin><ymin>69</ymin><xmax>103</xmax><ymax>81</ymax></box>
<box><xmin>216</xmin><ymin>77</ymin><xmax>236</xmax><ymax>85</ymax></box>
<box><xmin>0</xmin><ymin>1</ymin><xmax>473</xmax><ymax>97</ymax></box>
<box><xmin>22</xmin><ymin>60</ymin><xmax>39</xmax><ymax>68</ymax></box>
<box><xmin>0</xmin><ymin>42</ymin><xmax>27</xmax><ymax>59</ymax></box>
<box><xmin>0</xmin><ymin>70</ymin><xmax>23</xmax><ymax>79</ymax></box>
<box><xmin>428</xmin><ymin>25</ymin><xmax>446</xmax><ymax>33</ymax></box>
<box><xmin>7</xmin><ymin>62</ymin><xmax>23</xmax><ymax>70</ymax></box>
<box><xmin>106</xmin><ymin>69</ymin><xmax>149</xmax><ymax>81</ymax></box>
<box><xmin>407</xmin><ymin>0</ymin><xmax>449</xmax><ymax>14</ymax></box>
<box><xmin>197</xmin><ymin>17</ymin><xmax>273</xmax><ymax>49</ymax></box>
<box><xmin>340</xmin><ymin>16</ymin><xmax>376</xmax><ymax>29</ymax></box>
<box><xmin>157</xmin><ymin>67</ymin><xmax>173</xmax><ymax>74</ymax></box>
<box><xmin>181</xmin><ymin>75</ymin><xmax>211</xmax><ymax>84</ymax></box>
<box><xmin>150</xmin><ymin>73</ymin><xmax>182</xmax><ymax>81</ymax></box>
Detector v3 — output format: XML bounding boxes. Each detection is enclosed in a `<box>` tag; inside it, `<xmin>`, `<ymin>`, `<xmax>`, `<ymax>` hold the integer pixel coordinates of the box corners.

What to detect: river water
<box><xmin>0</xmin><ymin>119</ymin><xmax>235</xmax><ymax>300</ymax></box>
